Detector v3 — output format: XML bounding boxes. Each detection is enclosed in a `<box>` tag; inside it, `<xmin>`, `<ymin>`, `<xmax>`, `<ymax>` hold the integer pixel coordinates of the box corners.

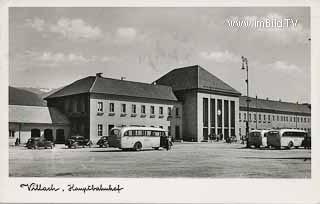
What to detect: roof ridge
<box><xmin>94</xmin><ymin>75</ymin><xmax>173</xmax><ymax>88</ymax></box>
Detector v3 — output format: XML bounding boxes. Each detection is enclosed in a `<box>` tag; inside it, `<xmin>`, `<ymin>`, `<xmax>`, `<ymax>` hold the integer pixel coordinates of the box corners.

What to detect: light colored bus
<box><xmin>108</xmin><ymin>126</ymin><xmax>167</xmax><ymax>151</ymax></box>
<box><xmin>248</xmin><ymin>129</ymin><xmax>270</xmax><ymax>148</ymax></box>
<box><xmin>267</xmin><ymin>129</ymin><xmax>308</xmax><ymax>149</ymax></box>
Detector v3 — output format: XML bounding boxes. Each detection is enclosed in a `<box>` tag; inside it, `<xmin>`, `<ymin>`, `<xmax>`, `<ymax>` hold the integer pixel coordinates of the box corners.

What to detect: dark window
<box><xmin>159</xmin><ymin>107</ymin><xmax>163</xmax><ymax>115</ymax></box>
<box><xmin>98</xmin><ymin>102</ymin><xmax>103</xmax><ymax>112</ymax></box>
<box><xmin>109</xmin><ymin>103</ymin><xmax>114</xmax><ymax>112</ymax></box>
<box><xmin>175</xmin><ymin>107</ymin><xmax>180</xmax><ymax>117</ymax></box>
<box><xmin>98</xmin><ymin>124</ymin><xmax>103</xmax><ymax>136</ymax></box>
<box><xmin>211</xmin><ymin>99</ymin><xmax>216</xmax><ymax>129</ymax></box>
<box><xmin>141</xmin><ymin>105</ymin><xmax>146</xmax><ymax>114</ymax></box>
<box><xmin>217</xmin><ymin>99</ymin><xmax>222</xmax><ymax>128</ymax></box>
<box><xmin>108</xmin><ymin>125</ymin><xmax>114</xmax><ymax>136</ymax></box>
<box><xmin>150</xmin><ymin>106</ymin><xmax>155</xmax><ymax>115</ymax></box>
<box><xmin>224</xmin><ymin>100</ymin><xmax>229</xmax><ymax>127</ymax></box>
<box><xmin>168</xmin><ymin>107</ymin><xmax>172</xmax><ymax>116</ymax></box>
<box><xmin>121</xmin><ymin>104</ymin><xmax>126</xmax><ymax>113</ymax></box>
<box><xmin>132</xmin><ymin>104</ymin><xmax>136</xmax><ymax>113</ymax></box>
<box><xmin>203</xmin><ymin>98</ymin><xmax>208</xmax><ymax>127</ymax></box>
<box><xmin>31</xmin><ymin>129</ymin><xmax>40</xmax><ymax>137</ymax></box>
<box><xmin>231</xmin><ymin>101</ymin><xmax>235</xmax><ymax>128</ymax></box>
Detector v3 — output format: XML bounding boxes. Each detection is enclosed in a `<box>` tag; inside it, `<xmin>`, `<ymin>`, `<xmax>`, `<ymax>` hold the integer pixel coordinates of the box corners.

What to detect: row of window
<box><xmin>239</xmin><ymin>112</ymin><xmax>310</xmax><ymax>123</ymax></box>
<box><xmin>97</xmin><ymin>102</ymin><xmax>180</xmax><ymax>117</ymax></box>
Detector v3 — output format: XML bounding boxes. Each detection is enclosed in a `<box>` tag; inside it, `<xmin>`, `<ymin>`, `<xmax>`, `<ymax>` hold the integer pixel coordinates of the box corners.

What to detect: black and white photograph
<box><xmin>1</xmin><ymin>1</ymin><xmax>319</xmax><ymax>203</ymax></box>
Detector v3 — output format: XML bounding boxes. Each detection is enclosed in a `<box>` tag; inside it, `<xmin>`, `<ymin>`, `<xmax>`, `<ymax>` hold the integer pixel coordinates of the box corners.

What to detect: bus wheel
<box><xmin>288</xmin><ymin>141</ymin><xmax>294</xmax><ymax>149</ymax></box>
<box><xmin>134</xmin><ymin>142</ymin><xmax>142</xmax><ymax>151</ymax></box>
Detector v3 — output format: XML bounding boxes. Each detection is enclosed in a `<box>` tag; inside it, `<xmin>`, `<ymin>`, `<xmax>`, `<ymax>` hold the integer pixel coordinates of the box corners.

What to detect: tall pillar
<box><xmin>222</xmin><ymin>100</ymin><xmax>224</xmax><ymax>139</ymax></box>
<box><xmin>208</xmin><ymin>95</ymin><xmax>211</xmax><ymax>135</ymax></box>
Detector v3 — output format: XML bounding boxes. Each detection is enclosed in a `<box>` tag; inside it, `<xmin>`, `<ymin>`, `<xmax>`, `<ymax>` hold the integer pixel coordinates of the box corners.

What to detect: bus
<box><xmin>108</xmin><ymin>126</ymin><xmax>169</xmax><ymax>151</ymax></box>
<box><xmin>267</xmin><ymin>129</ymin><xmax>307</xmax><ymax>149</ymax></box>
<box><xmin>248</xmin><ymin>129</ymin><xmax>270</xmax><ymax>148</ymax></box>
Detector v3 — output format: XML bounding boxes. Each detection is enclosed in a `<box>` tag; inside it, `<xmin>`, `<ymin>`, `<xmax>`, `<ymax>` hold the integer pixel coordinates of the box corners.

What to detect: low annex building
<box><xmin>239</xmin><ymin>96</ymin><xmax>311</xmax><ymax>136</ymax></box>
<box><xmin>8</xmin><ymin>87</ymin><xmax>70</xmax><ymax>145</ymax></box>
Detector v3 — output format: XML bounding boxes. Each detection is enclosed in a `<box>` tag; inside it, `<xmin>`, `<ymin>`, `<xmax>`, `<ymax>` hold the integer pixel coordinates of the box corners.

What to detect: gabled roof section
<box><xmin>9</xmin><ymin>86</ymin><xmax>47</xmax><ymax>106</ymax></box>
<box><xmin>45</xmin><ymin>76</ymin><xmax>96</xmax><ymax>99</ymax></box>
<box><xmin>45</xmin><ymin>75</ymin><xmax>177</xmax><ymax>101</ymax></box>
<box><xmin>90</xmin><ymin>77</ymin><xmax>177</xmax><ymax>101</ymax></box>
<box><xmin>239</xmin><ymin>96</ymin><xmax>311</xmax><ymax>114</ymax></box>
<box><xmin>9</xmin><ymin>105</ymin><xmax>70</xmax><ymax>124</ymax></box>
<box><xmin>155</xmin><ymin>65</ymin><xmax>241</xmax><ymax>96</ymax></box>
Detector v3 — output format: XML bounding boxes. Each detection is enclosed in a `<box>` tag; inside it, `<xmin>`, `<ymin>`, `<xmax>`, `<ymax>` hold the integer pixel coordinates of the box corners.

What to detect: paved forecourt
<box><xmin>9</xmin><ymin>142</ymin><xmax>311</xmax><ymax>178</ymax></box>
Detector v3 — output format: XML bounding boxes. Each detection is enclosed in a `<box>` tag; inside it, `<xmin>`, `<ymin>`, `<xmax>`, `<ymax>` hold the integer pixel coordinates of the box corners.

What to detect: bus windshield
<box><xmin>111</xmin><ymin>129</ymin><xmax>120</xmax><ymax>137</ymax></box>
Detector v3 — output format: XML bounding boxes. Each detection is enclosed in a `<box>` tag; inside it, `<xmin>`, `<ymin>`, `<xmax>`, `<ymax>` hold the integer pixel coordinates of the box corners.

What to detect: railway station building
<box><xmin>10</xmin><ymin>64</ymin><xmax>311</xmax><ymax>144</ymax></box>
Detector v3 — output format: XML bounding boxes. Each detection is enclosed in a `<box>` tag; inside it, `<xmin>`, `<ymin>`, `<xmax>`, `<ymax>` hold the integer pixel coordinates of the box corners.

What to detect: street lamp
<box><xmin>241</xmin><ymin>56</ymin><xmax>251</xmax><ymax>147</ymax></box>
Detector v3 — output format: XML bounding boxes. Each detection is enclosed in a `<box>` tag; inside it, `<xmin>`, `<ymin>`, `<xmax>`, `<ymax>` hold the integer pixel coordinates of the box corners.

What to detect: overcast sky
<box><xmin>9</xmin><ymin>7</ymin><xmax>310</xmax><ymax>103</ymax></box>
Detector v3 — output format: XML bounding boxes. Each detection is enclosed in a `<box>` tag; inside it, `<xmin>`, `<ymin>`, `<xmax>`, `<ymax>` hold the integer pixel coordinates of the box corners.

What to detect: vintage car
<box><xmin>26</xmin><ymin>137</ymin><xmax>54</xmax><ymax>149</ymax></box>
<box><xmin>65</xmin><ymin>136</ymin><xmax>92</xmax><ymax>148</ymax></box>
<box><xmin>97</xmin><ymin>136</ymin><xmax>109</xmax><ymax>148</ymax></box>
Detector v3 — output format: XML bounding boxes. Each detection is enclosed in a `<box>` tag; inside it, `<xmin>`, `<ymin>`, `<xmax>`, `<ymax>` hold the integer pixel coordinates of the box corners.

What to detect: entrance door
<box><xmin>56</xmin><ymin>129</ymin><xmax>65</xmax><ymax>144</ymax></box>
<box><xmin>44</xmin><ymin>129</ymin><xmax>53</xmax><ymax>141</ymax></box>
<box><xmin>31</xmin><ymin>129</ymin><xmax>40</xmax><ymax>137</ymax></box>
<box><xmin>108</xmin><ymin>125</ymin><xmax>114</xmax><ymax>136</ymax></box>
<box><xmin>175</xmin><ymin>126</ymin><xmax>180</xmax><ymax>140</ymax></box>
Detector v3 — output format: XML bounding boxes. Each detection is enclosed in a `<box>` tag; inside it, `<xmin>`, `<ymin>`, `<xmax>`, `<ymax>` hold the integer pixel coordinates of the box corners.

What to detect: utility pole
<box><xmin>241</xmin><ymin>56</ymin><xmax>250</xmax><ymax>147</ymax></box>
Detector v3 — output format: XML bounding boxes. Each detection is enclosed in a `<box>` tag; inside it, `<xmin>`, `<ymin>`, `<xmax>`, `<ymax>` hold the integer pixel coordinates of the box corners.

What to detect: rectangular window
<box><xmin>239</xmin><ymin>113</ymin><xmax>241</xmax><ymax>120</ymax></box>
<box><xmin>263</xmin><ymin>115</ymin><xmax>266</xmax><ymax>121</ymax></box>
<box><xmin>277</xmin><ymin>115</ymin><xmax>279</xmax><ymax>121</ymax></box>
<box><xmin>121</xmin><ymin>104</ymin><xmax>126</xmax><ymax>113</ymax></box>
<box><xmin>254</xmin><ymin>114</ymin><xmax>257</xmax><ymax>121</ymax></box>
<box><xmin>150</xmin><ymin>106</ymin><xmax>155</xmax><ymax>115</ymax></box>
<box><xmin>203</xmin><ymin>98</ymin><xmax>208</xmax><ymax>127</ymax></box>
<box><xmin>132</xmin><ymin>104</ymin><xmax>136</xmax><ymax>113</ymax></box>
<box><xmin>176</xmin><ymin>107</ymin><xmax>179</xmax><ymax>117</ymax></box>
<box><xmin>141</xmin><ymin>105</ymin><xmax>146</xmax><ymax>114</ymax></box>
<box><xmin>168</xmin><ymin>107</ymin><xmax>172</xmax><ymax>116</ymax></box>
<box><xmin>259</xmin><ymin>114</ymin><xmax>261</xmax><ymax>121</ymax></box>
<box><xmin>98</xmin><ymin>124</ymin><xmax>103</xmax><ymax>136</ymax></box>
<box><xmin>159</xmin><ymin>107</ymin><xmax>163</xmax><ymax>115</ymax></box>
<box><xmin>249</xmin><ymin>113</ymin><xmax>251</xmax><ymax>121</ymax></box>
<box><xmin>109</xmin><ymin>103</ymin><xmax>114</xmax><ymax>113</ymax></box>
<box><xmin>211</xmin><ymin>99</ymin><xmax>216</xmax><ymax>133</ymax></box>
<box><xmin>273</xmin><ymin>115</ymin><xmax>275</xmax><ymax>121</ymax></box>
<box><xmin>268</xmin><ymin>115</ymin><xmax>271</xmax><ymax>121</ymax></box>
<box><xmin>244</xmin><ymin>113</ymin><xmax>247</xmax><ymax>120</ymax></box>
<box><xmin>230</xmin><ymin>101</ymin><xmax>235</xmax><ymax>129</ymax></box>
<box><xmin>97</xmin><ymin>102</ymin><xmax>103</xmax><ymax>112</ymax></box>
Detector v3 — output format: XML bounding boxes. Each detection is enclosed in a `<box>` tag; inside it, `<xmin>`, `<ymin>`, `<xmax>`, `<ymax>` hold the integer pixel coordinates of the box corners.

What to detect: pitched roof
<box><xmin>239</xmin><ymin>96</ymin><xmax>311</xmax><ymax>114</ymax></box>
<box><xmin>155</xmin><ymin>65</ymin><xmax>241</xmax><ymax>95</ymax></box>
<box><xmin>45</xmin><ymin>75</ymin><xmax>177</xmax><ymax>101</ymax></box>
<box><xmin>9</xmin><ymin>105</ymin><xmax>70</xmax><ymax>124</ymax></box>
<box><xmin>9</xmin><ymin>86</ymin><xmax>47</xmax><ymax>106</ymax></box>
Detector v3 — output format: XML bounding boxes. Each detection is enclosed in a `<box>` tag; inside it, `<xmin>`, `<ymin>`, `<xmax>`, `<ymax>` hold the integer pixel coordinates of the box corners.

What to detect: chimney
<box><xmin>96</xmin><ymin>72</ymin><xmax>103</xmax><ymax>77</ymax></box>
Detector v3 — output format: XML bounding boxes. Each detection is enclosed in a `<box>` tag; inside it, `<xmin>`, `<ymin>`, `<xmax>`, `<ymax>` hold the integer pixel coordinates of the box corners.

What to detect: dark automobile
<box><xmin>26</xmin><ymin>137</ymin><xmax>54</xmax><ymax>149</ymax></box>
<box><xmin>97</xmin><ymin>136</ymin><xmax>109</xmax><ymax>147</ymax></box>
<box><xmin>65</xmin><ymin>136</ymin><xmax>92</xmax><ymax>148</ymax></box>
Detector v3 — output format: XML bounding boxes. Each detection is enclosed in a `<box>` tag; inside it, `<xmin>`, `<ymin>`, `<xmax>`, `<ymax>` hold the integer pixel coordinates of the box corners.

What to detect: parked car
<box><xmin>26</xmin><ymin>137</ymin><xmax>54</xmax><ymax>149</ymax></box>
<box><xmin>97</xmin><ymin>136</ymin><xmax>109</xmax><ymax>148</ymax></box>
<box><xmin>65</xmin><ymin>136</ymin><xmax>92</xmax><ymax>148</ymax></box>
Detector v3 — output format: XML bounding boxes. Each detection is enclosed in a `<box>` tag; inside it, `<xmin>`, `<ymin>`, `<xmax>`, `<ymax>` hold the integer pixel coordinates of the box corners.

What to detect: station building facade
<box><xmin>45</xmin><ymin>73</ymin><xmax>182</xmax><ymax>143</ymax></box>
<box><xmin>11</xmin><ymin>64</ymin><xmax>308</xmax><ymax>144</ymax></box>
<box><xmin>239</xmin><ymin>96</ymin><xmax>311</xmax><ymax>136</ymax></box>
<box><xmin>155</xmin><ymin>65</ymin><xmax>241</xmax><ymax>142</ymax></box>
